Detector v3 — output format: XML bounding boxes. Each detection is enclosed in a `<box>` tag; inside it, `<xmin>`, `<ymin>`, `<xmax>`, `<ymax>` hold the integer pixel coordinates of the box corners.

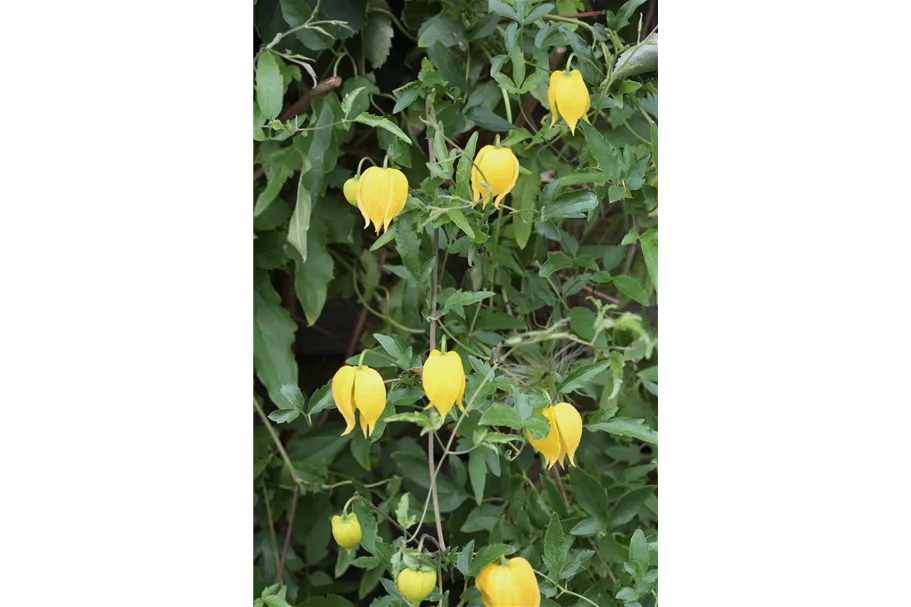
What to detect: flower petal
<box><xmin>331</xmin><ymin>365</ymin><xmax>358</xmax><ymax>435</ymax></box>
<box><xmin>548</xmin><ymin>71</ymin><xmax>560</xmax><ymax>127</ymax></box>
<box><xmin>422</xmin><ymin>349</ymin><xmax>460</xmax><ymax>420</ymax></box>
<box><xmin>508</xmin><ymin>557</ymin><xmax>541</xmax><ymax>607</ymax></box>
<box><xmin>527</xmin><ymin>406</ymin><xmax>562</xmax><ymax>469</ymax></box>
<box><xmin>382</xmin><ymin>168</ymin><xmax>409</xmax><ymax>232</ymax></box>
<box><xmin>354</xmin><ymin>366</ymin><xmax>387</xmax><ymax>437</ymax></box>
<box><xmin>552</xmin><ymin>402</ymin><xmax>583</xmax><ymax>466</ymax></box>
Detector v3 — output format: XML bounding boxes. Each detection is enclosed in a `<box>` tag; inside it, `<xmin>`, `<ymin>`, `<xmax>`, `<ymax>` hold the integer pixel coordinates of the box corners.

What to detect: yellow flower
<box><xmin>332</xmin><ymin>364</ymin><xmax>387</xmax><ymax>437</ymax></box>
<box><xmin>356</xmin><ymin>166</ymin><xmax>408</xmax><ymax>233</ymax></box>
<box><xmin>330</xmin><ymin>512</ymin><xmax>362</xmax><ymax>553</ymax></box>
<box><xmin>470</xmin><ymin>145</ymin><xmax>519</xmax><ymax>209</ymax></box>
<box><xmin>396</xmin><ymin>567</ymin><xmax>437</xmax><ymax>605</ymax></box>
<box><xmin>475</xmin><ymin>556</ymin><xmax>540</xmax><ymax>607</ymax></box>
<box><xmin>421</xmin><ymin>349</ymin><xmax>465</xmax><ymax>420</ymax></box>
<box><xmin>343</xmin><ymin>176</ymin><xmax>359</xmax><ymax>206</ymax></box>
<box><xmin>548</xmin><ymin>69</ymin><xmax>591</xmax><ymax>134</ymax></box>
<box><xmin>526</xmin><ymin>402</ymin><xmax>583</xmax><ymax>469</ymax></box>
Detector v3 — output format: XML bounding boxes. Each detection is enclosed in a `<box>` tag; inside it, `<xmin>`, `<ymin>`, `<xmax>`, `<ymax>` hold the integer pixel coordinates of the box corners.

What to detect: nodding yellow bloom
<box><xmin>548</xmin><ymin>69</ymin><xmax>591</xmax><ymax>134</ymax></box>
<box><xmin>422</xmin><ymin>350</ymin><xmax>465</xmax><ymax>420</ymax></box>
<box><xmin>470</xmin><ymin>145</ymin><xmax>519</xmax><ymax>209</ymax></box>
<box><xmin>396</xmin><ymin>567</ymin><xmax>437</xmax><ymax>605</ymax></box>
<box><xmin>343</xmin><ymin>176</ymin><xmax>359</xmax><ymax>206</ymax></box>
<box><xmin>356</xmin><ymin>166</ymin><xmax>408</xmax><ymax>233</ymax></box>
<box><xmin>332</xmin><ymin>364</ymin><xmax>387</xmax><ymax>437</ymax></box>
<box><xmin>475</xmin><ymin>556</ymin><xmax>540</xmax><ymax>607</ymax></box>
<box><xmin>526</xmin><ymin>402</ymin><xmax>583</xmax><ymax>469</ymax></box>
<box><xmin>330</xmin><ymin>513</ymin><xmax>362</xmax><ymax>554</ymax></box>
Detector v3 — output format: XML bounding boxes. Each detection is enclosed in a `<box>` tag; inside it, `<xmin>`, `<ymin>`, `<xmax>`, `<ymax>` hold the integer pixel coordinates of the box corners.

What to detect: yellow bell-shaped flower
<box><xmin>548</xmin><ymin>69</ymin><xmax>591</xmax><ymax>134</ymax></box>
<box><xmin>526</xmin><ymin>402</ymin><xmax>583</xmax><ymax>469</ymax></box>
<box><xmin>330</xmin><ymin>512</ymin><xmax>362</xmax><ymax>554</ymax></box>
<box><xmin>332</xmin><ymin>364</ymin><xmax>387</xmax><ymax>437</ymax></box>
<box><xmin>470</xmin><ymin>145</ymin><xmax>519</xmax><ymax>209</ymax></box>
<box><xmin>343</xmin><ymin>176</ymin><xmax>359</xmax><ymax>206</ymax></box>
<box><xmin>356</xmin><ymin>166</ymin><xmax>408</xmax><ymax>233</ymax></box>
<box><xmin>422</xmin><ymin>349</ymin><xmax>466</xmax><ymax>420</ymax></box>
<box><xmin>396</xmin><ymin>567</ymin><xmax>437</xmax><ymax>605</ymax></box>
<box><xmin>475</xmin><ymin>556</ymin><xmax>540</xmax><ymax>607</ymax></box>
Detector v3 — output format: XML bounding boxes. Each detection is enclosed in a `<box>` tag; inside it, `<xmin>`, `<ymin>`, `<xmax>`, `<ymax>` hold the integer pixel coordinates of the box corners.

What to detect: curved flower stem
<box><xmin>533</xmin><ymin>569</ymin><xmax>601</xmax><ymax>607</ymax></box>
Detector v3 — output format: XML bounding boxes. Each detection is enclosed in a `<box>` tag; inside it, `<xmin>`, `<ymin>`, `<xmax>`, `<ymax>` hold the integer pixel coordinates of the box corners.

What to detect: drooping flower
<box><xmin>475</xmin><ymin>556</ymin><xmax>541</xmax><ymax>607</ymax></box>
<box><xmin>548</xmin><ymin>69</ymin><xmax>591</xmax><ymax>134</ymax></box>
<box><xmin>330</xmin><ymin>512</ymin><xmax>362</xmax><ymax>554</ymax></box>
<box><xmin>470</xmin><ymin>145</ymin><xmax>519</xmax><ymax>209</ymax></box>
<box><xmin>422</xmin><ymin>349</ymin><xmax>466</xmax><ymax>420</ymax></box>
<box><xmin>396</xmin><ymin>567</ymin><xmax>437</xmax><ymax>605</ymax></box>
<box><xmin>343</xmin><ymin>176</ymin><xmax>359</xmax><ymax>206</ymax></box>
<box><xmin>526</xmin><ymin>402</ymin><xmax>583</xmax><ymax>469</ymax></box>
<box><xmin>332</xmin><ymin>364</ymin><xmax>387</xmax><ymax>437</ymax></box>
<box><xmin>356</xmin><ymin>166</ymin><xmax>408</xmax><ymax>233</ymax></box>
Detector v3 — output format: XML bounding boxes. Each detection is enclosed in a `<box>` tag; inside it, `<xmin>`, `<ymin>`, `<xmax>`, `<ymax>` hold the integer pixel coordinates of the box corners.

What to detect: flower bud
<box><xmin>547</xmin><ymin>69</ymin><xmax>591</xmax><ymax>134</ymax></box>
<box><xmin>343</xmin><ymin>177</ymin><xmax>359</xmax><ymax>206</ymax></box>
<box><xmin>526</xmin><ymin>402</ymin><xmax>583</xmax><ymax>469</ymax></box>
<box><xmin>470</xmin><ymin>145</ymin><xmax>519</xmax><ymax>209</ymax></box>
<box><xmin>356</xmin><ymin>166</ymin><xmax>408</xmax><ymax>233</ymax></box>
<box><xmin>332</xmin><ymin>364</ymin><xmax>387</xmax><ymax>438</ymax></box>
<box><xmin>396</xmin><ymin>567</ymin><xmax>437</xmax><ymax>605</ymax></box>
<box><xmin>330</xmin><ymin>513</ymin><xmax>361</xmax><ymax>553</ymax></box>
<box><xmin>421</xmin><ymin>349</ymin><xmax>465</xmax><ymax>420</ymax></box>
<box><xmin>475</xmin><ymin>556</ymin><xmax>540</xmax><ymax>607</ymax></box>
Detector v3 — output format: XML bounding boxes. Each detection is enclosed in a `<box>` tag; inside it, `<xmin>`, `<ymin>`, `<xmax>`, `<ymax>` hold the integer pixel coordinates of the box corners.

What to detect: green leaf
<box><xmin>613</xmin><ymin>274</ymin><xmax>650</xmax><ymax>305</ymax></box>
<box><xmin>629</xmin><ymin>528</ymin><xmax>649</xmax><ymax>577</ymax></box>
<box><xmin>610</xmin><ymin>0</ymin><xmax>648</xmax><ymax>29</ymax></box>
<box><xmin>354</xmin><ymin>112</ymin><xmax>412</xmax><ymax>144</ymax></box>
<box><xmin>500</xmin><ymin>128</ymin><xmax>532</xmax><ymax>147</ymax></box>
<box><xmin>351</xmin><ymin>556</ymin><xmax>380</xmax><ymax>569</ymax></box>
<box><xmin>297</xmin><ymin>596</ymin><xmax>355</xmax><ymax>607</ymax></box>
<box><xmin>466</xmin><ymin>106</ymin><xmax>514</xmax><ymax>131</ymax></box>
<box><xmin>610</xmin><ymin>486</ymin><xmax>656</xmax><ymax>525</ymax></box>
<box><xmin>544</xmin><ymin>513</ymin><xmax>570</xmax><ymax>577</ymax></box>
<box><xmin>456</xmin><ymin>131</ymin><xmax>479</xmax><ymax>201</ymax></box>
<box><xmin>370</xmin><ymin>225</ymin><xmax>396</xmax><ymax>251</ymax></box>
<box><xmin>608</xmin><ymin>351</ymin><xmax>625</xmax><ymax>399</ymax></box>
<box><xmin>468</xmin><ymin>543</ymin><xmax>516</xmax><ymax>576</ymax></box>
<box><xmin>557</xmin><ymin>360</ymin><xmax>610</xmax><ymax>395</ymax></box>
<box><xmin>268</xmin><ymin>408</ymin><xmax>300</xmax><ymax>424</ymax></box>
<box><xmin>627</xmin><ymin>154</ymin><xmax>650</xmax><ymax>190</ymax></box>
<box><xmin>580</xmin><ymin>121</ymin><xmax>621</xmax><ymax>181</ymax></box>
<box><xmin>461</xmin><ymin>503</ymin><xmax>504</xmax><ymax>533</ymax></box>
<box><xmin>307</xmin><ymin>382</ymin><xmax>334</xmax><ymax>416</ymax></box>
<box><xmin>373</xmin><ymin>333</ymin><xmax>411</xmax><ymax>369</ymax></box>
<box><xmin>277</xmin><ymin>383</ymin><xmax>305</xmax><ymax>411</ymax></box>
<box><xmin>253</xmin><ymin>271</ymin><xmax>298</xmax><ymax>405</ymax></box>
<box><xmin>538</xmin><ymin>252</ymin><xmax>573</xmax><ymax>278</ymax></box>
<box><xmin>639</xmin><ymin>228</ymin><xmax>657</xmax><ymax>291</ymax></box>
<box><xmin>256</xmin><ymin>52</ymin><xmax>284</xmax><ymax>120</ymax></box>
<box><xmin>569</xmin><ymin>467</ymin><xmax>609</xmax><ymax>525</ymax></box>
<box><xmin>448</xmin><ymin>208</ymin><xmax>476</xmax><ymax>239</ymax></box>
<box><xmin>488</xmin><ymin>1</ymin><xmax>520</xmax><ymax>21</ymax></box>
<box><xmin>383</xmin><ymin>412</ymin><xmax>432</xmax><ymax>429</ymax></box>
<box><xmin>439</xmin><ymin>289</ymin><xmax>495</xmax><ymax>317</ymax></box>
<box><xmin>393</xmin><ymin>84</ymin><xmax>421</xmax><ymax>114</ymax></box>
<box><xmin>468</xmin><ymin>449</ymin><xmax>487</xmax><ymax>505</ymax></box>
<box><xmin>620</xmin><ymin>229</ymin><xmax>639</xmax><ymax>245</ymax></box>
<box><xmin>541</xmin><ymin>189</ymin><xmax>598</xmax><ymax>221</ymax></box>
<box><xmin>364</xmin><ymin>10</ymin><xmax>394</xmax><ymax>69</ymax></box>
<box><xmin>394</xmin><ymin>215</ymin><xmax>422</xmax><ymax>282</ymax></box>
<box><xmin>525</xmin><ymin>2</ymin><xmax>555</xmax><ymax>23</ymax></box>
<box><xmin>396</xmin><ymin>493</ymin><xmax>418</xmax><ymax>530</ymax></box>
<box><xmin>295</xmin><ymin>221</ymin><xmax>335</xmax><ymax>325</ymax></box>
<box><xmin>569</xmin><ymin>517</ymin><xmax>607</xmax><ymax>536</ymax></box>
<box><xmin>512</xmin><ymin>170</ymin><xmax>539</xmax><ymax>250</ymax></box>
<box><xmin>478</xmin><ymin>403</ymin><xmax>524</xmax><ymax>429</ymax></box>
<box><xmin>417</xmin><ymin>13</ymin><xmax>467</xmax><ymax>48</ymax></box>
<box><xmin>588</xmin><ymin>416</ymin><xmax>657</xmax><ymax>444</ymax></box>
<box><xmin>457</xmin><ymin>539</ymin><xmax>475</xmax><ymax>575</ymax></box>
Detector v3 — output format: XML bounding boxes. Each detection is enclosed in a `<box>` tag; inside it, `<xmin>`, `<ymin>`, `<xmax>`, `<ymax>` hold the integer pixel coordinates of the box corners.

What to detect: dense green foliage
<box><xmin>254</xmin><ymin>1</ymin><xmax>658</xmax><ymax>605</ymax></box>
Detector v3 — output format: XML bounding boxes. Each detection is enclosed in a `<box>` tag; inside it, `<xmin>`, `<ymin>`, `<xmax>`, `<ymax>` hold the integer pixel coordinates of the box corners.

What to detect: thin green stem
<box><xmin>369</xmin><ymin>7</ymin><xmax>417</xmax><ymax>41</ymax></box>
<box><xmin>500</xmin><ymin>86</ymin><xmax>513</xmax><ymax>123</ymax></box>
<box><xmin>533</xmin><ymin>569</ymin><xmax>600</xmax><ymax>607</ymax></box>
<box><xmin>253</xmin><ymin>399</ymin><xmax>299</xmax><ymax>483</ymax></box>
<box><xmin>261</xmin><ymin>485</ymin><xmax>281</xmax><ymax>569</ymax></box>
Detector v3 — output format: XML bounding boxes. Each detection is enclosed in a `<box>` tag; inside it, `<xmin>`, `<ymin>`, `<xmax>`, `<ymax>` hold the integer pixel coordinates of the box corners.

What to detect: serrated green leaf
<box><xmin>613</xmin><ymin>274</ymin><xmax>649</xmax><ymax>305</ymax></box>
<box><xmin>354</xmin><ymin>112</ymin><xmax>412</xmax><ymax>144</ymax></box>
<box><xmin>588</xmin><ymin>416</ymin><xmax>657</xmax><ymax>444</ymax></box>
<box><xmin>558</xmin><ymin>360</ymin><xmax>610</xmax><ymax>395</ymax></box>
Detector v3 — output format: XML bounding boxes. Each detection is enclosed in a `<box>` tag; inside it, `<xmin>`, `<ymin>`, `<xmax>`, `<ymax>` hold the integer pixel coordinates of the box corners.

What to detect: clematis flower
<box><xmin>396</xmin><ymin>567</ymin><xmax>437</xmax><ymax>605</ymax></box>
<box><xmin>343</xmin><ymin>176</ymin><xmax>359</xmax><ymax>206</ymax></box>
<box><xmin>332</xmin><ymin>364</ymin><xmax>387</xmax><ymax>437</ymax></box>
<box><xmin>330</xmin><ymin>512</ymin><xmax>362</xmax><ymax>554</ymax></box>
<box><xmin>470</xmin><ymin>145</ymin><xmax>519</xmax><ymax>209</ymax></box>
<box><xmin>356</xmin><ymin>166</ymin><xmax>408</xmax><ymax>233</ymax></box>
<box><xmin>548</xmin><ymin>69</ymin><xmax>591</xmax><ymax>134</ymax></box>
<box><xmin>475</xmin><ymin>556</ymin><xmax>541</xmax><ymax>607</ymax></box>
<box><xmin>422</xmin><ymin>349</ymin><xmax>466</xmax><ymax>420</ymax></box>
<box><xmin>526</xmin><ymin>402</ymin><xmax>583</xmax><ymax>469</ymax></box>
